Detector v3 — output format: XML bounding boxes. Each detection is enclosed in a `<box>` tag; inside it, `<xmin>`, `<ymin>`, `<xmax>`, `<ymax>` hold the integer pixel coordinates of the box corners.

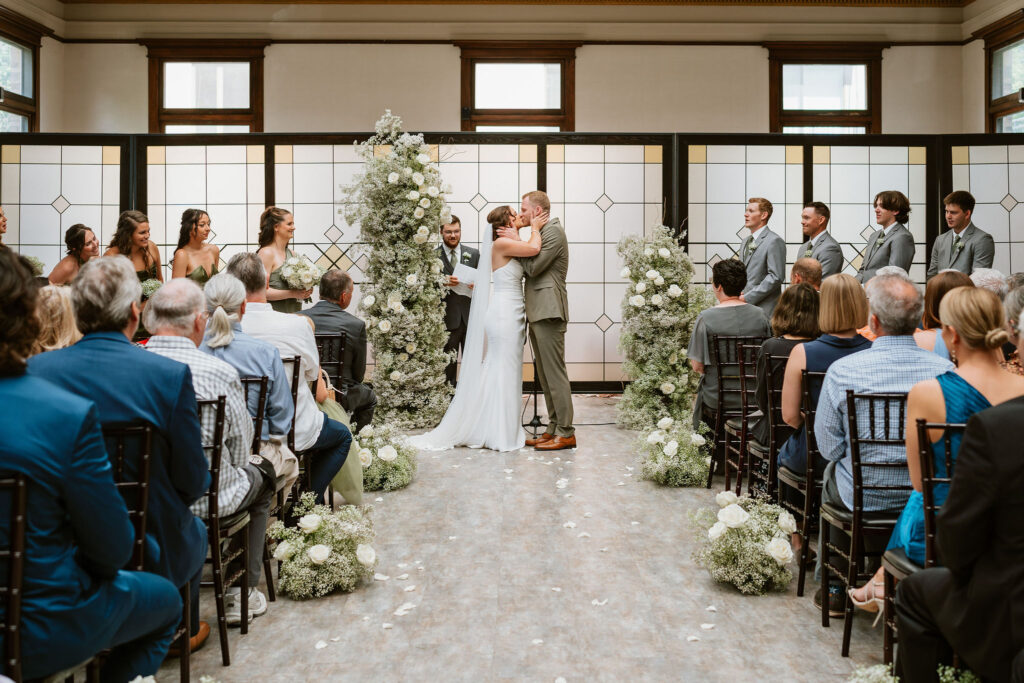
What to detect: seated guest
<box><xmin>751</xmin><ymin>283</ymin><xmax>820</xmax><ymax>450</ymax></box>
<box><xmin>856</xmin><ymin>266</ymin><xmax>912</xmax><ymax>342</ymax></box>
<box><xmin>850</xmin><ymin>286</ymin><xmax>1024</xmax><ymax>613</ymax></box>
<box><xmin>0</xmin><ymin>249</ymin><xmax>182</xmax><ymax>681</ymax></box>
<box><xmin>144</xmin><ymin>279</ymin><xmax>274</xmax><ymax>625</ymax></box>
<box><xmin>225</xmin><ymin>253</ymin><xmax>350</xmax><ymax>504</ymax></box>
<box><xmin>687</xmin><ymin>259</ymin><xmax>772</xmax><ymax>451</ymax></box>
<box><xmin>32</xmin><ymin>285</ymin><xmax>81</xmax><ymax>354</ymax></box>
<box><xmin>913</xmin><ymin>270</ymin><xmax>973</xmax><ymax>360</ymax></box>
<box><xmin>1004</xmin><ymin>287</ymin><xmax>1024</xmax><ymax>375</ymax></box>
<box><xmin>1008</xmin><ymin>272</ymin><xmax>1024</xmax><ymax>291</ymax></box>
<box><xmin>970</xmin><ymin>267</ymin><xmax>1009</xmax><ymax>299</ymax></box>
<box><xmin>812</xmin><ymin>272</ymin><xmax>953</xmax><ymax>615</ymax></box>
<box><xmin>298</xmin><ymin>270</ymin><xmax>377</xmax><ymax>431</ymax></box>
<box><xmin>894</xmin><ymin>367</ymin><xmax>1024</xmax><ymax>682</ymax></box>
<box><xmin>790</xmin><ymin>258</ymin><xmax>822</xmax><ymax>291</ymax></box>
<box><xmin>28</xmin><ymin>256</ymin><xmax>212</xmax><ymax>651</ymax></box>
<box><xmin>47</xmin><ymin>223</ymin><xmax>100</xmax><ymax>285</ymax></box>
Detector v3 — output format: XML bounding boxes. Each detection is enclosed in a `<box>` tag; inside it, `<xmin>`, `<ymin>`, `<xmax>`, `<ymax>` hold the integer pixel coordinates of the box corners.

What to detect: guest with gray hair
<box><xmin>810</xmin><ymin>272</ymin><xmax>953</xmax><ymax>616</ymax></box>
<box><xmin>1004</xmin><ymin>287</ymin><xmax>1024</xmax><ymax>375</ymax></box>
<box><xmin>970</xmin><ymin>267</ymin><xmax>1009</xmax><ymax>299</ymax></box>
<box><xmin>1008</xmin><ymin>272</ymin><xmax>1024</xmax><ymax>291</ymax></box>
<box><xmin>146</xmin><ymin>279</ymin><xmax>274</xmax><ymax>626</ymax></box>
<box><xmin>29</xmin><ymin>256</ymin><xmax>213</xmax><ymax>651</ymax></box>
<box><xmin>875</xmin><ymin>265</ymin><xmax>913</xmax><ymax>281</ymax></box>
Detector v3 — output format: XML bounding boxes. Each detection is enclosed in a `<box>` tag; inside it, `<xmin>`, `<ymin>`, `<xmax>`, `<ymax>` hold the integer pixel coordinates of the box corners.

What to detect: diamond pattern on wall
<box><xmin>51</xmin><ymin>195</ymin><xmax>70</xmax><ymax>214</ymax></box>
<box><xmin>596</xmin><ymin>194</ymin><xmax>613</xmax><ymax>213</ymax></box>
<box><xmin>1001</xmin><ymin>193</ymin><xmax>1018</xmax><ymax>212</ymax></box>
<box><xmin>324</xmin><ymin>225</ymin><xmax>344</xmax><ymax>242</ymax></box>
<box><xmin>470</xmin><ymin>193</ymin><xmax>487</xmax><ymax>211</ymax></box>
<box><xmin>595</xmin><ymin>314</ymin><xmax>613</xmax><ymax>332</ymax></box>
<box><xmin>860</xmin><ymin>225</ymin><xmax>876</xmax><ymax>240</ymax></box>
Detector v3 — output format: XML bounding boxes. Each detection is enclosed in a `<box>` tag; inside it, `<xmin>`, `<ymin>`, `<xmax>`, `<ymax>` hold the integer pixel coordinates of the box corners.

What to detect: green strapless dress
<box><xmin>319</xmin><ymin>397</ymin><xmax>363</xmax><ymax>505</ymax></box>
<box><xmin>268</xmin><ymin>248</ymin><xmax>302</xmax><ymax>314</ymax></box>
<box><xmin>135</xmin><ymin>262</ymin><xmax>160</xmax><ymax>340</ymax></box>
<box><xmin>185</xmin><ymin>263</ymin><xmax>219</xmax><ymax>288</ymax></box>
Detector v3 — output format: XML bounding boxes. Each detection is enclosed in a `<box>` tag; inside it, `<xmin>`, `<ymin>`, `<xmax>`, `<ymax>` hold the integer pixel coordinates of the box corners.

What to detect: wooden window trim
<box><xmin>0</xmin><ymin>6</ymin><xmax>52</xmax><ymax>132</ymax></box>
<box><xmin>766</xmin><ymin>42</ymin><xmax>886</xmax><ymax>134</ymax></box>
<box><xmin>973</xmin><ymin>10</ymin><xmax>1024</xmax><ymax>133</ymax></box>
<box><xmin>141</xmin><ymin>39</ymin><xmax>269</xmax><ymax>134</ymax></box>
<box><xmin>457</xmin><ymin>41</ymin><xmax>579</xmax><ymax>132</ymax></box>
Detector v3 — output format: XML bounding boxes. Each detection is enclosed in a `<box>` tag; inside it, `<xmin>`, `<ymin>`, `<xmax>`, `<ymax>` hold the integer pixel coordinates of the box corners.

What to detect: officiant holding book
<box><xmin>439</xmin><ymin>216</ymin><xmax>480</xmax><ymax>386</ymax></box>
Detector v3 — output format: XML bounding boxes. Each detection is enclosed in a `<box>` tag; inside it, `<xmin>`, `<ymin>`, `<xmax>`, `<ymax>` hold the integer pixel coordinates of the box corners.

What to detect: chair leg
<box><xmin>821</xmin><ymin>513</ymin><xmax>830</xmax><ymax>629</ymax></box>
<box><xmin>722</xmin><ymin>428</ymin><xmax>734</xmax><ymax>493</ymax></box>
<box><xmin>883</xmin><ymin>569</ymin><xmax>896</xmax><ymax>665</ymax></box>
<box><xmin>263</xmin><ymin>543</ymin><xmax>276</xmax><ymax>602</ymax></box>
<box><xmin>796</xmin><ymin>494</ymin><xmax>811</xmax><ymax>598</ymax></box>
<box><xmin>210</xmin><ymin>531</ymin><xmax>230</xmax><ymax>666</ymax></box>
<box><xmin>180</xmin><ymin>581</ymin><xmax>191</xmax><ymax>683</ymax></box>
<box><xmin>841</xmin><ymin>533</ymin><xmax>860</xmax><ymax>658</ymax></box>
<box><xmin>240</xmin><ymin>526</ymin><xmax>250</xmax><ymax>636</ymax></box>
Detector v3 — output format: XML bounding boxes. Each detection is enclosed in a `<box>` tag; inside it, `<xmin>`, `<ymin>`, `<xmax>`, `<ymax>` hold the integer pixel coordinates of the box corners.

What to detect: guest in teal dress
<box><xmin>914</xmin><ymin>270</ymin><xmax>973</xmax><ymax>360</ymax></box>
<box><xmin>256</xmin><ymin>206</ymin><xmax>311</xmax><ymax>313</ymax></box>
<box><xmin>171</xmin><ymin>208</ymin><xmax>220</xmax><ymax>288</ymax></box>
<box><xmin>849</xmin><ymin>286</ymin><xmax>1024</xmax><ymax>613</ymax></box>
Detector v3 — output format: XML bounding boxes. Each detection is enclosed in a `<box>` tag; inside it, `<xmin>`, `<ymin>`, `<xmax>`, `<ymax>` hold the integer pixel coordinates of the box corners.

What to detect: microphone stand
<box><xmin>523</xmin><ymin>321</ymin><xmax>544</xmax><ymax>436</ymax></box>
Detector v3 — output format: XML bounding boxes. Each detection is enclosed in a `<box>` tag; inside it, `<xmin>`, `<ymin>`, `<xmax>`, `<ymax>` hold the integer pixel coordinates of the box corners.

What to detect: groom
<box><xmin>518</xmin><ymin>191</ymin><xmax>575</xmax><ymax>451</ymax></box>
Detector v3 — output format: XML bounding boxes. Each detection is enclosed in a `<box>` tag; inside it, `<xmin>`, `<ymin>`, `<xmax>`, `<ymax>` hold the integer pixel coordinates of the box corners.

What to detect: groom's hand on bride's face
<box><xmin>497</xmin><ymin>226</ymin><xmax>518</xmax><ymax>240</ymax></box>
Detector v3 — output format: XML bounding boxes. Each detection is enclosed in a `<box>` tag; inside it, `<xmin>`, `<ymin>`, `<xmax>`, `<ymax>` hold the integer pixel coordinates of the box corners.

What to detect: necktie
<box><xmin>952</xmin><ymin>234</ymin><xmax>962</xmax><ymax>254</ymax></box>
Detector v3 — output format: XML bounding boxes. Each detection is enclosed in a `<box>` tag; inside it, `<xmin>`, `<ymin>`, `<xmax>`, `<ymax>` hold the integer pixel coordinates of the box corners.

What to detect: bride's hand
<box><xmin>531</xmin><ymin>211</ymin><xmax>549</xmax><ymax>231</ymax></box>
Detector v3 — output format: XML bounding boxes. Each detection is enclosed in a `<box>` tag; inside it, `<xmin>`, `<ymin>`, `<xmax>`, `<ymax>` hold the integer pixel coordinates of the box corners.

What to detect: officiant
<box><xmin>439</xmin><ymin>216</ymin><xmax>480</xmax><ymax>386</ymax></box>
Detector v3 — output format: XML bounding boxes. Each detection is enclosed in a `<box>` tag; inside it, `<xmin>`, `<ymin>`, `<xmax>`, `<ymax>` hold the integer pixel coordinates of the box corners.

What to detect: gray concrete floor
<box><xmin>165</xmin><ymin>395</ymin><xmax>883</xmax><ymax>682</ymax></box>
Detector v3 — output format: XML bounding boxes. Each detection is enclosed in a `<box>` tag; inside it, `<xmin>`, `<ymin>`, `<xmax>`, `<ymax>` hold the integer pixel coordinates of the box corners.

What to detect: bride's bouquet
<box><xmin>638</xmin><ymin>415</ymin><xmax>710</xmax><ymax>487</ymax></box>
<box><xmin>279</xmin><ymin>254</ymin><xmax>324</xmax><ymax>300</ymax></box>
<box><xmin>355</xmin><ymin>423</ymin><xmax>417</xmax><ymax>492</ymax></box>
<box><xmin>266</xmin><ymin>492</ymin><xmax>377</xmax><ymax>599</ymax></box>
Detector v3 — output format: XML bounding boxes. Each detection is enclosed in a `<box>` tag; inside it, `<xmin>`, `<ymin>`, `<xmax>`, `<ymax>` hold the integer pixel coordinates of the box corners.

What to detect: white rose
<box><xmin>419</xmin><ymin>198</ymin><xmax>430</xmax><ymax>208</ymax></box>
<box><xmin>717</xmin><ymin>503</ymin><xmax>750</xmax><ymax>529</ymax></box>
<box><xmin>635</xmin><ymin>282</ymin><xmax>647</xmax><ymax>294</ymax></box>
<box><xmin>378</xmin><ymin>319</ymin><xmax>392</xmax><ymax>333</ymax></box>
<box><xmin>426</xmin><ymin>186</ymin><xmax>439</xmax><ymax>197</ymax></box>
<box><xmin>413</xmin><ymin>233</ymin><xmax>428</xmax><ymax>244</ymax></box>
<box><xmin>708</xmin><ymin>521</ymin><xmax>727</xmax><ymax>541</ymax></box>
<box><xmin>766</xmin><ymin>538</ymin><xmax>794</xmax><ymax>565</ymax></box>
<box><xmin>715</xmin><ymin>490</ymin><xmax>738</xmax><ymax>508</ymax></box>
<box><xmin>356</xmin><ymin>544</ymin><xmax>377</xmax><ymax>567</ymax></box>
<box><xmin>662</xmin><ymin>440</ymin><xmax>679</xmax><ymax>456</ymax></box>
<box><xmin>428</xmin><ymin>233</ymin><xmax>440</xmax><ymax>244</ymax></box>
<box><xmin>778</xmin><ymin>511</ymin><xmax>798</xmax><ymax>535</ymax></box>
<box><xmin>657</xmin><ymin>417</ymin><xmax>674</xmax><ymax>430</ymax></box>
<box><xmin>646</xmin><ymin>269</ymin><xmax>660</xmax><ymax>281</ymax></box>
<box><xmin>378</xmin><ymin>445</ymin><xmax>398</xmax><ymax>462</ymax></box>
<box><xmin>650</xmin><ymin>294</ymin><xmax>664</xmax><ymax>306</ymax></box>
<box><xmin>430</xmin><ymin>260</ymin><xmax>442</xmax><ymax>273</ymax></box>
<box><xmin>644</xmin><ymin>247</ymin><xmax>654</xmax><ymax>257</ymax></box>
<box><xmin>407</xmin><ymin>190</ymin><xmax>420</xmax><ymax>201</ymax></box>
<box><xmin>654</xmin><ymin>276</ymin><xmax>665</xmax><ymax>286</ymax></box>
<box><xmin>390</xmin><ymin>370</ymin><xmax>403</xmax><ymax>381</ymax></box>
<box><xmin>417</xmin><ymin>226</ymin><xmax>430</xmax><ymax>237</ymax></box>
<box><xmin>406</xmin><ymin>273</ymin><xmax>418</xmax><ymax>286</ymax></box>
<box><xmin>620</xmin><ymin>266</ymin><xmax>631</xmax><ymax>278</ymax></box>
<box><xmin>273</xmin><ymin>540</ymin><xmax>295</xmax><ymax>561</ymax></box>
<box><xmin>406</xmin><ymin>342</ymin><xmax>416</xmax><ymax>353</ymax></box>
<box><xmin>416</xmin><ymin>153</ymin><xmax>431</xmax><ymax>164</ymax></box>
<box><xmin>362</xmin><ymin>295</ymin><xmax>376</xmax><ymax>308</ymax></box>
<box><xmin>387</xmin><ymin>172</ymin><xmax>400</xmax><ymax>184</ymax></box>
<box><xmin>414</xmin><ymin>208</ymin><xmax>425</xmax><ymax>219</ymax></box>
<box><xmin>297</xmin><ymin>514</ymin><xmax>322</xmax><ymax>534</ymax></box>
<box><xmin>397</xmin><ymin>353</ymin><xmax>408</xmax><ymax>362</ymax></box>
<box><xmin>690</xmin><ymin>433</ymin><xmax>707</xmax><ymax>447</ymax></box>
<box><xmin>412</xmin><ymin>172</ymin><xmax>425</xmax><ymax>185</ymax></box>
<box><xmin>359</xmin><ymin>448</ymin><xmax>373</xmax><ymax>467</ymax></box>
<box><xmin>660</xmin><ymin>382</ymin><xmax>675</xmax><ymax>395</ymax></box>
<box><xmin>359</xmin><ymin>424</ymin><xmax>375</xmax><ymax>438</ymax></box>
<box><xmin>403</xmin><ymin>167</ymin><xmax>413</xmax><ymax>176</ymax></box>
<box><xmin>658</xmin><ymin>247</ymin><xmax>671</xmax><ymax>258</ymax></box>
<box><xmin>629</xmin><ymin>295</ymin><xmax>645</xmax><ymax>307</ymax></box>
<box><xmin>668</xmin><ymin>353</ymin><xmax>678</xmax><ymax>364</ymax></box>
<box><xmin>307</xmin><ymin>544</ymin><xmax>331</xmax><ymax>565</ymax></box>
<box><xmin>646</xmin><ymin>430</ymin><xmax>666</xmax><ymax>444</ymax></box>
<box><xmin>667</xmin><ymin>284</ymin><xmax>683</xmax><ymax>298</ymax></box>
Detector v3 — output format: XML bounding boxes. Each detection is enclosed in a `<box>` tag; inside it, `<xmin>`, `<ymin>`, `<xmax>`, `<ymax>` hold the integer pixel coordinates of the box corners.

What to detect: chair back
<box><xmin>845</xmin><ymin>391</ymin><xmax>914</xmax><ymax>521</ymax></box>
<box><xmin>748</xmin><ymin>352</ymin><xmax>791</xmax><ymax>496</ymax></box>
<box><xmin>279</xmin><ymin>356</ymin><xmax>302</xmax><ymax>453</ymax></box>
<box><xmin>711</xmin><ymin>335</ymin><xmax>768</xmax><ymax>419</ymax></box>
<box><xmin>239</xmin><ymin>375</ymin><xmax>269</xmax><ymax>454</ymax></box>
<box><xmin>915</xmin><ymin>419</ymin><xmax>966</xmax><ymax>568</ymax></box>
<box><xmin>0</xmin><ymin>473</ymin><xmax>26</xmax><ymax>682</ymax></box>
<box><xmin>801</xmin><ymin>370</ymin><xmax>828</xmax><ymax>483</ymax></box>
<box><xmin>314</xmin><ymin>333</ymin><xmax>347</xmax><ymax>391</ymax></box>
<box><xmin>197</xmin><ymin>397</ymin><xmax>227</xmax><ymax>523</ymax></box>
<box><xmin>102</xmin><ymin>422</ymin><xmax>155</xmax><ymax>571</ymax></box>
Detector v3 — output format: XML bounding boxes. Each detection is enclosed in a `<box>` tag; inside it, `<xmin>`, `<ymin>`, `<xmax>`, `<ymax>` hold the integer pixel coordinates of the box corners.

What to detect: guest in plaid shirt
<box><xmin>144</xmin><ymin>279</ymin><xmax>275</xmax><ymax>626</ymax></box>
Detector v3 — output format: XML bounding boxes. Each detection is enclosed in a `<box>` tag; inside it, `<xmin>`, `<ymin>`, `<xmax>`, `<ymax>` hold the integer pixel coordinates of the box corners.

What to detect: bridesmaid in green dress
<box><xmin>256</xmin><ymin>206</ymin><xmax>311</xmax><ymax>314</ymax></box>
<box><xmin>105</xmin><ymin>210</ymin><xmax>161</xmax><ymax>339</ymax></box>
<box><xmin>48</xmin><ymin>224</ymin><xmax>100</xmax><ymax>285</ymax></box>
<box><xmin>171</xmin><ymin>208</ymin><xmax>220</xmax><ymax>288</ymax></box>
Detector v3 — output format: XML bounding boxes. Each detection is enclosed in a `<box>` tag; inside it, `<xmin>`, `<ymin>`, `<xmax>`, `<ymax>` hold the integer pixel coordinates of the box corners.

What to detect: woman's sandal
<box><xmin>847</xmin><ymin>581</ymin><xmax>886</xmax><ymax>626</ymax></box>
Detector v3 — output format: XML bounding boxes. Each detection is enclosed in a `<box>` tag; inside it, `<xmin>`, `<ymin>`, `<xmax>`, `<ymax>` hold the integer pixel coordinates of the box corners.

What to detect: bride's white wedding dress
<box><xmin>410</xmin><ymin>258</ymin><xmax>526</xmax><ymax>452</ymax></box>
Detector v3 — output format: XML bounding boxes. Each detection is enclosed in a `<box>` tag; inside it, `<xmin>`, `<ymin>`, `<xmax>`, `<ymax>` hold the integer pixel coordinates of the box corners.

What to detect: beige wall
<box><xmin>59</xmin><ymin>44</ymin><xmax>148</xmax><ymax>133</ymax></box>
<box><xmin>38</xmin><ymin>36</ymin><xmax>63</xmax><ymax>131</ymax></box>
<box><xmin>882</xmin><ymin>46</ymin><xmax>964</xmax><ymax>134</ymax></box>
<box><xmin>962</xmin><ymin>40</ymin><xmax>987</xmax><ymax>133</ymax></box>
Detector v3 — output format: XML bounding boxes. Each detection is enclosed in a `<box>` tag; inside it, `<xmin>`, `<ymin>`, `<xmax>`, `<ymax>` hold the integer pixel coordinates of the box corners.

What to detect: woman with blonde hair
<box><xmin>33</xmin><ymin>285</ymin><xmax>82</xmax><ymax>354</ymax></box>
<box><xmin>849</xmin><ymin>286</ymin><xmax>1024</xmax><ymax>613</ymax></box>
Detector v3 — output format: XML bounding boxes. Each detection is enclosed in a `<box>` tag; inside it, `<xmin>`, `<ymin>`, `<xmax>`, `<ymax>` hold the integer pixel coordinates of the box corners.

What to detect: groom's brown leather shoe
<box><xmin>535</xmin><ymin>435</ymin><xmax>576</xmax><ymax>451</ymax></box>
<box><xmin>525</xmin><ymin>432</ymin><xmax>554</xmax><ymax>447</ymax></box>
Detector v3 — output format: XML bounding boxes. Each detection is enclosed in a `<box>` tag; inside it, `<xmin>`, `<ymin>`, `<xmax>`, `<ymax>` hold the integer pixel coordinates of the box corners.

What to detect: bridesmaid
<box><xmin>105</xmin><ymin>210</ymin><xmax>162</xmax><ymax>285</ymax></box>
<box><xmin>171</xmin><ymin>208</ymin><xmax>220</xmax><ymax>288</ymax></box>
<box><xmin>0</xmin><ymin>205</ymin><xmax>6</xmax><ymax>244</ymax></box>
<box><xmin>48</xmin><ymin>224</ymin><xmax>101</xmax><ymax>285</ymax></box>
<box><xmin>256</xmin><ymin>206</ymin><xmax>311</xmax><ymax>313</ymax></box>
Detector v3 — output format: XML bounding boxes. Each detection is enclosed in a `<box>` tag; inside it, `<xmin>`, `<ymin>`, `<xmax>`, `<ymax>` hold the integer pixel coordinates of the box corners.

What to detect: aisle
<box><xmin>170</xmin><ymin>396</ymin><xmax>883</xmax><ymax>682</ymax></box>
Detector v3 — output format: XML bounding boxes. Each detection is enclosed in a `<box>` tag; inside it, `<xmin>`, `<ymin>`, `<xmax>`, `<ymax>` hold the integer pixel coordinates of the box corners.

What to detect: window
<box><xmin>457</xmin><ymin>42</ymin><xmax>579</xmax><ymax>132</ymax></box>
<box><xmin>143</xmin><ymin>40</ymin><xmax>268</xmax><ymax>134</ymax></box>
<box><xmin>975</xmin><ymin>10</ymin><xmax>1024</xmax><ymax>133</ymax></box>
<box><xmin>0</xmin><ymin>7</ymin><xmax>50</xmax><ymax>132</ymax></box>
<box><xmin>767</xmin><ymin>43</ymin><xmax>884</xmax><ymax>134</ymax></box>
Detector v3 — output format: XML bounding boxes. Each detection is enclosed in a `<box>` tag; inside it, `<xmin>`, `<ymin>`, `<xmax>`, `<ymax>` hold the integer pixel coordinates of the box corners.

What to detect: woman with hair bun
<box><xmin>171</xmin><ymin>208</ymin><xmax>220</xmax><ymax>287</ymax></box>
<box><xmin>849</xmin><ymin>286</ymin><xmax>1024</xmax><ymax>613</ymax></box>
<box><xmin>256</xmin><ymin>206</ymin><xmax>311</xmax><ymax>313</ymax></box>
<box><xmin>48</xmin><ymin>224</ymin><xmax>101</xmax><ymax>285</ymax></box>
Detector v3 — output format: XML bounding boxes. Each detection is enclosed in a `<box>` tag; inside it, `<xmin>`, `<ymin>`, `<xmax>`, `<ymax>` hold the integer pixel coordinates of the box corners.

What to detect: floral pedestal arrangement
<box><xmin>355</xmin><ymin>423</ymin><xmax>418</xmax><ymax>492</ymax></box>
<box><xmin>638</xmin><ymin>416</ymin><xmax>710</xmax><ymax>487</ymax></box>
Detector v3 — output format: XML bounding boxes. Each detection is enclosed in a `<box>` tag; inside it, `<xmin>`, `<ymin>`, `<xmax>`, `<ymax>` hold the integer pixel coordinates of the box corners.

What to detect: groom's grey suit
<box><xmin>522</xmin><ymin>217</ymin><xmax>574</xmax><ymax>438</ymax></box>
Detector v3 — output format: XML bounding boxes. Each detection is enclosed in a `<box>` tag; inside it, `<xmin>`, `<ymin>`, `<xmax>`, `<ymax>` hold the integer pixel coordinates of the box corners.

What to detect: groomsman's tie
<box><xmin>952</xmin><ymin>234</ymin><xmax>963</xmax><ymax>256</ymax></box>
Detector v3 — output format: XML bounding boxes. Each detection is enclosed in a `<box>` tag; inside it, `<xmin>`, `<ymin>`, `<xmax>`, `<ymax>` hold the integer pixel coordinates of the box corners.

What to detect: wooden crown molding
<box><xmin>972</xmin><ymin>9</ymin><xmax>1024</xmax><ymax>48</ymax></box>
<box><xmin>455</xmin><ymin>40</ymin><xmax>582</xmax><ymax>59</ymax></box>
<box><xmin>62</xmin><ymin>0</ymin><xmax>975</xmax><ymax>5</ymax></box>
<box><xmin>763</xmin><ymin>41</ymin><xmax>891</xmax><ymax>61</ymax></box>
<box><xmin>139</xmin><ymin>38</ymin><xmax>271</xmax><ymax>59</ymax></box>
<box><xmin>0</xmin><ymin>5</ymin><xmax>56</xmax><ymax>47</ymax></box>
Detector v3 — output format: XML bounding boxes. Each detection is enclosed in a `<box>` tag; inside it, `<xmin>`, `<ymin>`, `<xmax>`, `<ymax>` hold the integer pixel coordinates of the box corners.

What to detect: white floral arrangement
<box><xmin>693</xmin><ymin>492</ymin><xmax>795</xmax><ymax>595</ymax></box>
<box><xmin>279</xmin><ymin>254</ymin><xmax>325</xmax><ymax>298</ymax></box>
<box><xmin>266</xmin><ymin>492</ymin><xmax>377</xmax><ymax>599</ymax></box>
<box><xmin>616</xmin><ymin>225</ymin><xmax>713</xmax><ymax>430</ymax></box>
<box><xmin>340</xmin><ymin>111</ymin><xmax>453</xmax><ymax>428</ymax></box>
<box><xmin>847</xmin><ymin>664</ymin><xmax>979</xmax><ymax>683</ymax></box>
<box><xmin>140</xmin><ymin>278</ymin><xmax>162</xmax><ymax>301</ymax></box>
<box><xmin>638</xmin><ymin>415</ymin><xmax>711</xmax><ymax>487</ymax></box>
<box><xmin>354</xmin><ymin>422</ymin><xmax>417</xmax><ymax>492</ymax></box>
<box><xmin>24</xmin><ymin>255</ymin><xmax>44</xmax><ymax>276</ymax></box>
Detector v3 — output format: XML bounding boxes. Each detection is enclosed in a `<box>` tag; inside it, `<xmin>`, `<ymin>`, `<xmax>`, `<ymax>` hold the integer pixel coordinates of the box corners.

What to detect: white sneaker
<box><xmin>224</xmin><ymin>588</ymin><xmax>268</xmax><ymax>626</ymax></box>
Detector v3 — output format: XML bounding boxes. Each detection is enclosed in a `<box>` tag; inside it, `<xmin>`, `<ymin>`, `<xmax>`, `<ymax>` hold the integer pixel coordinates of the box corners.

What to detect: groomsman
<box><xmin>927</xmin><ymin>191</ymin><xmax>995</xmax><ymax>278</ymax></box>
<box><xmin>856</xmin><ymin>190</ymin><xmax>915</xmax><ymax>283</ymax></box>
<box><xmin>438</xmin><ymin>216</ymin><xmax>480</xmax><ymax>386</ymax></box>
<box><xmin>738</xmin><ymin>197</ymin><xmax>786</xmax><ymax>317</ymax></box>
<box><xmin>798</xmin><ymin>201</ymin><xmax>844</xmax><ymax>278</ymax></box>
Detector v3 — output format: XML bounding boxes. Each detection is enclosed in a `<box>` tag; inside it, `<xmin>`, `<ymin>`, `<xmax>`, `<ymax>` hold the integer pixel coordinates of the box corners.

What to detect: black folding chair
<box><xmin>0</xmin><ymin>472</ymin><xmax>26</xmax><ymax>683</ymax></box>
<box><xmin>238</xmin><ymin>376</ymin><xmax>269</xmax><ymax>455</ymax></box>
<box><xmin>746</xmin><ymin>352</ymin><xmax>793</xmax><ymax>499</ymax></box>
<box><xmin>314</xmin><ymin>333</ymin><xmax>348</xmax><ymax>403</ymax></box>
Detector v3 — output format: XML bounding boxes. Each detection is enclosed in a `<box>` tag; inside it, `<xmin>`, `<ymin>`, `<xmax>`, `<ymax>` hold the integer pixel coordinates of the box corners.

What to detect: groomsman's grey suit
<box><xmin>739</xmin><ymin>226</ymin><xmax>786</xmax><ymax>317</ymax></box>
<box><xmin>799</xmin><ymin>231</ymin><xmax>844</xmax><ymax>278</ymax></box>
<box><xmin>856</xmin><ymin>223</ymin><xmax>915</xmax><ymax>283</ymax></box>
<box><xmin>926</xmin><ymin>223</ymin><xmax>994</xmax><ymax>278</ymax></box>
<box><xmin>438</xmin><ymin>242</ymin><xmax>480</xmax><ymax>386</ymax></box>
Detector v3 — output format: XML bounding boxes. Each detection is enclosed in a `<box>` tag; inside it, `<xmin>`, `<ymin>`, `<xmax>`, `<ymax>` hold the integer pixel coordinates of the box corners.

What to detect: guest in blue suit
<box><xmin>0</xmin><ymin>249</ymin><xmax>182</xmax><ymax>681</ymax></box>
<box><xmin>28</xmin><ymin>255</ymin><xmax>212</xmax><ymax>650</ymax></box>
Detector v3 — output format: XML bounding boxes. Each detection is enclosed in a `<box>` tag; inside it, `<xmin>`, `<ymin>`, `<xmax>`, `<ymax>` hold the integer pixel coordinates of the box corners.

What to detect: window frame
<box><xmin>457</xmin><ymin>41</ymin><xmax>579</xmax><ymax>132</ymax></box>
<box><xmin>766</xmin><ymin>42</ymin><xmax>885</xmax><ymax>134</ymax></box>
<box><xmin>974</xmin><ymin>10</ymin><xmax>1024</xmax><ymax>133</ymax></box>
<box><xmin>0</xmin><ymin>6</ymin><xmax>51</xmax><ymax>133</ymax></box>
<box><xmin>142</xmin><ymin>39</ymin><xmax>269</xmax><ymax>134</ymax></box>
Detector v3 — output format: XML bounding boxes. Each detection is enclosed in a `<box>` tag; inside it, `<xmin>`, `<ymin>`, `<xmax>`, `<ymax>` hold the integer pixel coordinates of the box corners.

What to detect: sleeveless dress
<box><xmin>932</xmin><ymin>330</ymin><xmax>950</xmax><ymax>361</ymax></box>
<box><xmin>185</xmin><ymin>263</ymin><xmax>219</xmax><ymax>288</ymax></box>
<box><xmin>410</xmin><ymin>259</ymin><xmax>527</xmax><ymax>452</ymax></box>
<box><xmin>885</xmin><ymin>371</ymin><xmax>990</xmax><ymax>565</ymax></box>
<box><xmin>269</xmin><ymin>248</ymin><xmax>302</xmax><ymax>314</ymax></box>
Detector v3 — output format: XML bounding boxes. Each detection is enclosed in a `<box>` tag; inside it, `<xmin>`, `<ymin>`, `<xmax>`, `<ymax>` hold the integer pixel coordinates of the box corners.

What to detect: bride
<box><xmin>411</xmin><ymin>205</ymin><xmax>546</xmax><ymax>451</ymax></box>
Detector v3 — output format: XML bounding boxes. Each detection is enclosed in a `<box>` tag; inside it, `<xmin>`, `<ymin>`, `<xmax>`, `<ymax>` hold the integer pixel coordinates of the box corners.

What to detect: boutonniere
<box><xmin>875</xmin><ymin>235</ymin><xmax>886</xmax><ymax>248</ymax></box>
<box><xmin>953</xmin><ymin>236</ymin><xmax>965</xmax><ymax>254</ymax></box>
<box><xmin>745</xmin><ymin>241</ymin><xmax>758</xmax><ymax>258</ymax></box>
<box><xmin>461</xmin><ymin>252</ymin><xmax>471</xmax><ymax>261</ymax></box>
<box><xmin>802</xmin><ymin>246</ymin><xmax>813</xmax><ymax>258</ymax></box>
